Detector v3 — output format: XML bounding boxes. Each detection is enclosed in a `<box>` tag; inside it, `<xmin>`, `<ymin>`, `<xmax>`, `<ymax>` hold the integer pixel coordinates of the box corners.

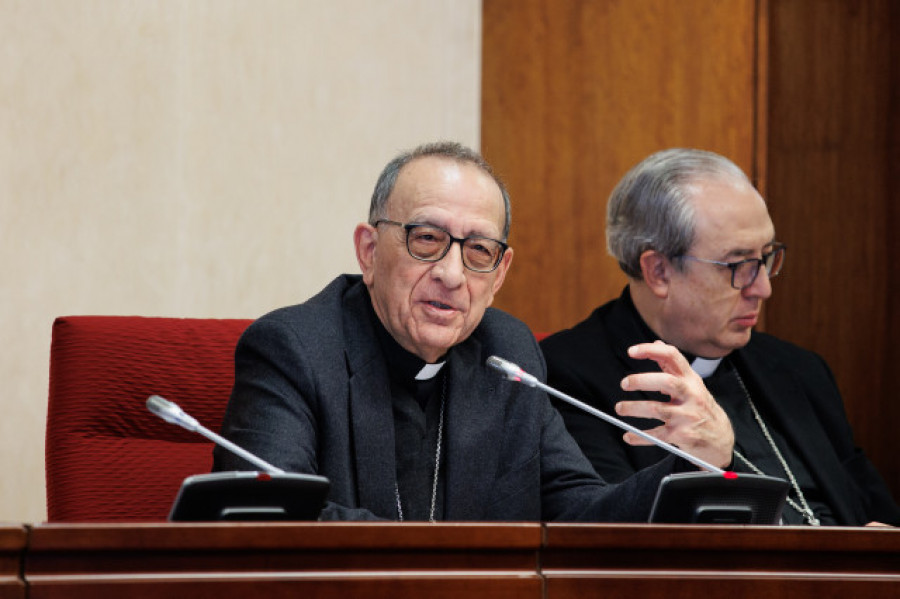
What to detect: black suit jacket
<box><xmin>540</xmin><ymin>287</ymin><xmax>900</xmax><ymax>526</ymax></box>
<box><xmin>214</xmin><ymin>275</ymin><xmax>679</xmax><ymax>521</ymax></box>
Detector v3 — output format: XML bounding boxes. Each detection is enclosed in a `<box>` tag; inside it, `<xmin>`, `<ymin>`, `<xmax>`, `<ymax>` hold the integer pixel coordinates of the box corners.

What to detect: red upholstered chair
<box><xmin>45</xmin><ymin>316</ymin><xmax>553</xmax><ymax>522</ymax></box>
<box><xmin>45</xmin><ymin>316</ymin><xmax>252</xmax><ymax>522</ymax></box>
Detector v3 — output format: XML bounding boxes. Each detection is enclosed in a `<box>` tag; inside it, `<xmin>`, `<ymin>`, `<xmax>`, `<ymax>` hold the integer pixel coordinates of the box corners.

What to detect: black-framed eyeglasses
<box><xmin>676</xmin><ymin>243</ymin><xmax>786</xmax><ymax>290</ymax></box>
<box><xmin>374</xmin><ymin>219</ymin><xmax>509</xmax><ymax>273</ymax></box>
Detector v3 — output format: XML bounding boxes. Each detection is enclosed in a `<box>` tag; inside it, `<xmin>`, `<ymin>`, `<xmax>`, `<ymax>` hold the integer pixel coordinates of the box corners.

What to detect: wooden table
<box><xmin>0</xmin><ymin>525</ymin><xmax>26</xmax><ymax>599</ymax></box>
<box><xmin>25</xmin><ymin>522</ymin><xmax>542</xmax><ymax>598</ymax></box>
<box><xmin>18</xmin><ymin>522</ymin><xmax>900</xmax><ymax>598</ymax></box>
<box><xmin>543</xmin><ymin>523</ymin><xmax>900</xmax><ymax>598</ymax></box>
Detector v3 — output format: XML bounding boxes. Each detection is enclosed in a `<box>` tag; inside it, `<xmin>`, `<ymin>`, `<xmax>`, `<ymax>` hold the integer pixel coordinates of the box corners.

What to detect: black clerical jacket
<box><xmin>540</xmin><ymin>287</ymin><xmax>900</xmax><ymax>526</ymax></box>
<box><xmin>214</xmin><ymin>276</ymin><xmax>679</xmax><ymax>522</ymax></box>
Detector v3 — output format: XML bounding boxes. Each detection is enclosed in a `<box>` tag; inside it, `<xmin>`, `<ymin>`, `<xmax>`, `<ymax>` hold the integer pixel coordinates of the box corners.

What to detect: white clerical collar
<box><xmin>415</xmin><ymin>361</ymin><xmax>446</xmax><ymax>381</ymax></box>
<box><xmin>691</xmin><ymin>357</ymin><xmax>723</xmax><ymax>379</ymax></box>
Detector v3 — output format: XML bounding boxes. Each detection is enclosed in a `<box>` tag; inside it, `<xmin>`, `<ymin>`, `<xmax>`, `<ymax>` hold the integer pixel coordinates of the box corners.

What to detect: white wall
<box><xmin>0</xmin><ymin>0</ymin><xmax>481</xmax><ymax>523</ymax></box>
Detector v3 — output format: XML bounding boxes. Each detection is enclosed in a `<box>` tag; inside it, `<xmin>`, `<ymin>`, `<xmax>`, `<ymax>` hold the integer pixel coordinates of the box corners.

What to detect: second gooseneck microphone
<box><xmin>485</xmin><ymin>355</ymin><xmax>724</xmax><ymax>474</ymax></box>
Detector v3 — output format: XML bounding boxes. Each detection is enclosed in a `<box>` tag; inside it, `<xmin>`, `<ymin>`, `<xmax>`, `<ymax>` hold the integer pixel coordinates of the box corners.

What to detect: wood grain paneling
<box><xmin>763</xmin><ymin>0</ymin><xmax>899</xmax><ymax>501</ymax></box>
<box><xmin>0</xmin><ymin>526</ymin><xmax>25</xmax><ymax>599</ymax></box>
<box><xmin>21</xmin><ymin>523</ymin><xmax>900</xmax><ymax>598</ymax></box>
<box><xmin>482</xmin><ymin>0</ymin><xmax>899</xmax><ymax>501</ymax></box>
<box><xmin>482</xmin><ymin>0</ymin><xmax>759</xmax><ymax>332</ymax></box>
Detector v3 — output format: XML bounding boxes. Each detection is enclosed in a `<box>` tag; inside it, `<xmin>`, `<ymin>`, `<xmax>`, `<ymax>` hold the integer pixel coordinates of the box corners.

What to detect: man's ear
<box><xmin>639</xmin><ymin>250</ymin><xmax>673</xmax><ymax>298</ymax></box>
<box><xmin>489</xmin><ymin>246</ymin><xmax>514</xmax><ymax>296</ymax></box>
<box><xmin>354</xmin><ymin>223</ymin><xmax>378</xmax><ymax>285</ymax></box>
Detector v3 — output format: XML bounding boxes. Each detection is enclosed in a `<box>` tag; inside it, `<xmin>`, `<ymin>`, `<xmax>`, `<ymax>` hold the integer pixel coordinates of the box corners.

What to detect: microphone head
<box><xmin>486</xmin><ymin>355</ymin><xmax>507</xmax><ymax>371</ymax></box>
<box><xmin>486</xmin><ymin>355</ymin><xmax>539</xmax><ymax>387</ymax></box>
<box><xmin>486</xmin><ymin>355</ymin><xmax>521</xmax><ymax>381</ymax></box>
<box><xmin>146</xmin><ymin>394</ymin><xmax>196</xmax><ymax>430</ymax></box>
<box><xmin>146</xmin><ymin>394</ymin><xmax>174</xmax><ymax>418</ymax></box>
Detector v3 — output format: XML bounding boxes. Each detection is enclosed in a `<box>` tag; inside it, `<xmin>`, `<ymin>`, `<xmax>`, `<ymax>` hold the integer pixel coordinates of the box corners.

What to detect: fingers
<box><xmin>621</xmin><ymin>342</ymin><xmax>708</xmax><ymax>400</ymax></box>
<box><xmin>627</xmin><ymin>341</ymin><xmax>693</xmax><ymax>375</ymax></box>
<box><xmin>620</xmin><ymin>371</ymin><xmax>692</xmax><ymax>402</ymax></box>
<box><xmin>622</xmin><ymin>426</ymin><xmax>667</xmax><ymax>447</ymax></box>
<box><xmin>615</xmin><ymin>399</ymin><xmax>672</xmax><ymax>422</ymax></box>
<box><xmin>618</xmin><ymin>340</ymin><xmax>735</xmax><ymax>468</ymax></box>
<box><xmin>622</xmin><ymin>415</ymin><xmax>734</xmax><ymax>469</ymax></box>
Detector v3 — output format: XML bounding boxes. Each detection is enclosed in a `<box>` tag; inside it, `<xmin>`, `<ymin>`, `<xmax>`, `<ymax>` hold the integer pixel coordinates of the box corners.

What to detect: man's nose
<box><xmin>744</xmin><ymin>263</ymin><xmax>773</xmax><ymax>299</ymax></box>
<box><xmin>432</xmin><ymin>241</ymin><xmax>466</xmax><ymax>287</ymax></box>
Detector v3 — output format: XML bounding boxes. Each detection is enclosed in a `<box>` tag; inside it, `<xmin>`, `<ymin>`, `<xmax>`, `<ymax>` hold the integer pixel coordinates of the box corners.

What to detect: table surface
<box><xmin>5</xmin><ymin>522</ymin><xmax>899</xmax><ymax>599</ymax></box>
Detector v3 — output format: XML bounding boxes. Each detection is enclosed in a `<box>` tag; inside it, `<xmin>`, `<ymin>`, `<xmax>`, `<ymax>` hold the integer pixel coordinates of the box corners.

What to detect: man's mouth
<box><xmin>734</xmin><ymin>313</ymin><xmax>758</xmax><ymax>327</ymax></box>
<box><xmin>427</xmin><ymin>300</ymin><xmax>454</xmax><ymax>310</ymax></box>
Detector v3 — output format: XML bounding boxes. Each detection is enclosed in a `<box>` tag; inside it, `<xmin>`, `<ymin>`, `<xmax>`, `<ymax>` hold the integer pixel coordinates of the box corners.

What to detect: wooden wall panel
<box><xmin>482</xmin><ymin>0</ymin><xmax>759</xmax><ymax>333</ymax></box>
<box><xmin>763</xmin><ymin>0</ymin><xmax>899</xmax><ymax>501</ymax></box>
<box><xmin>482</xmin><ymin>0</ymin><xmax>899</xmax><ymax>501</ymax></box>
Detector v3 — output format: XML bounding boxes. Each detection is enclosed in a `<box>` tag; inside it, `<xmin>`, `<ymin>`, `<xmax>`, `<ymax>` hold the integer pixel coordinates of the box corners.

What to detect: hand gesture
<box><xmin>615</xmin><ymin>341</ymin><xmax>734</xmax><ymax>469</ymax></box>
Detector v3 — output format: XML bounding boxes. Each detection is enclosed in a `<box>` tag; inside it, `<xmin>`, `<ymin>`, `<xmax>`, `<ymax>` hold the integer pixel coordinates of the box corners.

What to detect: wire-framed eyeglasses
<box><xmin>374</xmin><ymin>219</ymin><xmax>508</xmax><ymax>273</ymax></box>
<box><xmin>677</xmin><ymin>243</ymin><xmax>786</xmax><ymax>290</ymax></box>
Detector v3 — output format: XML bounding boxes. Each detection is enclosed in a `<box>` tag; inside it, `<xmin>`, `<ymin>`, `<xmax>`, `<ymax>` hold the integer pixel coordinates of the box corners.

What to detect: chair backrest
<box><xmin>45</xmin><ymin>316</ymin><xmax>553</xmax><ymax>522</ymax></box>
<box><xmin>45</xmin><ymin>316</ymin><xmax>252</xmax><ymax>522</ymax></box>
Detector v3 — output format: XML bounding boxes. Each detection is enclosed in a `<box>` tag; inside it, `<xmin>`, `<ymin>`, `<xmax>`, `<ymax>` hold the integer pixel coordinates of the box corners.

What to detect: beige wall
<box><xmin>0</xmin><ymin>0</ymin><xmax>481</xmax><ymax>523</ymax></box>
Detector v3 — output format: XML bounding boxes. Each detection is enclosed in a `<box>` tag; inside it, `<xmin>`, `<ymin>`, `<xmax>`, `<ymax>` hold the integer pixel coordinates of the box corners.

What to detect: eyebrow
<box><xmin>722</xmin><ymin>239</ymin><xmax>777</xmax><ymax>260</ymax></box>
<box><xmin>410</xmin><ymin>219</ymin><xmax>503</xmax><ymax>241</ymax></box>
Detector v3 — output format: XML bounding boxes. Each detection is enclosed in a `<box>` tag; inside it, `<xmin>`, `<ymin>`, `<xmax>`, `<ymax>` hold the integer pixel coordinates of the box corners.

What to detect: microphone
<box><xmin>486</xmin><ymin>355</ymin><xmax>540</xmax><ymax>387</ymax></box>
<box><xmin>486</xmin><ymin>356</ymin><xmax>724</xmax><ymax>474</ymax></box>
<box><xmin>146</xmin><ymin>395</ymin><xmax>284</xmax><ymax>475</ymax></box>
<box><xmin>146</xmin><ymin>394</ymin><xmax>201</xmax><ymax>431</ymax></box>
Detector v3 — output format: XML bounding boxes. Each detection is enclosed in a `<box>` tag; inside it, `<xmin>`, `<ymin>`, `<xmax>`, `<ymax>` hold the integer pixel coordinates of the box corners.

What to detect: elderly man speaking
<box><xmin>213</xmin><ymin>141</ymin><xmax>732</xmax><ymax>521</ymax></box>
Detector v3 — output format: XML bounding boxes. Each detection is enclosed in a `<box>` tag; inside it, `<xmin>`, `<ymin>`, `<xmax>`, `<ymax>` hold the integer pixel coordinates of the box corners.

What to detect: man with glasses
<box><xmin>214</xmin><ymin>142</ymin><xmax>732</xmax><ymax>521</ymax></box>
<box><xmin>541</xmin><ymin>148</ymin><xmax>900</xmax><ymax>526</ymax></box>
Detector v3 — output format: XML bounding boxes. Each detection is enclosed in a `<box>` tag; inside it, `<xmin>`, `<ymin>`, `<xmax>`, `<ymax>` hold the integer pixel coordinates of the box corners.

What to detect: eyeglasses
<box><xmin>677</xmin><ymin>243</ymin><xmax>786</xmax><ymax>290</ymax></box>
<box><xmin>374</xmin><ymin>219</ymin><xmax>509</xmax><ymax>273</ymax></box>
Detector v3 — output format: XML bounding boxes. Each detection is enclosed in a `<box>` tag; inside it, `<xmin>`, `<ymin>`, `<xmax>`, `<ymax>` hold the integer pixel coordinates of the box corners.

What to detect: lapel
<box><xmin>442</xmin><ymin>334</ymin><xmax>502</xmax><ymax>520</ymax></box>
<box><xmin>341</xmin><ymin>284</ymin><xmax>398</xmax><ymax>519</ymax></box>
<box><xmin>732</xmin><ymin>342</ymin><xmax>860</xmax><ymax>523</ymax></box>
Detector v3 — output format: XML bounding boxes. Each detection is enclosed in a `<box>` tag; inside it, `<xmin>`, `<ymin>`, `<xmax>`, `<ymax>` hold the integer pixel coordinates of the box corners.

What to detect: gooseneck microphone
<box><xmin>486</xmin><ymin>356</ymin><xmax>724</xmax><ymax>474</ymax></box>
<box><xmin>146</xmin><ymin>395</ymin><xmax>284</xmax><ymax>475</ymax></box>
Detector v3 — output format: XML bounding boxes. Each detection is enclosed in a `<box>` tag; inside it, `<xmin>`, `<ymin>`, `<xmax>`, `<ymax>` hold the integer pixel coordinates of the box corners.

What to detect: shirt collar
<box><xmin>690</xmin><ymin>356</ymin><xmax>724</xmax><ymax>378</ymax></box>
<box><xmin>415</xmin><ymin>362</ymin><xmax>446</xmax><ymax>380</ymax></box>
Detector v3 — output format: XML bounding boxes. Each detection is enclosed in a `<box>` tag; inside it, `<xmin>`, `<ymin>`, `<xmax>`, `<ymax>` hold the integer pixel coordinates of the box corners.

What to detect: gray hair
<box><xmin>368</xmin><ymin>141</ymin><xmax>512</xmax><ymax>240</ymax></box>
<box><xmin>607</xmin><ymin>148</ymin><xmax>752</xmax><ymax>279</ymax></box>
